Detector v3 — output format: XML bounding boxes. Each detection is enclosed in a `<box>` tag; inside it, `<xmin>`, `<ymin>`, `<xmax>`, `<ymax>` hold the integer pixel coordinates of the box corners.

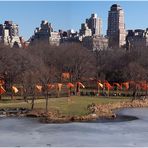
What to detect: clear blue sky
<box><xmin>0</xmin><ymin>1</ymin><xmax>148</xmax><ymax>40</ymax></box>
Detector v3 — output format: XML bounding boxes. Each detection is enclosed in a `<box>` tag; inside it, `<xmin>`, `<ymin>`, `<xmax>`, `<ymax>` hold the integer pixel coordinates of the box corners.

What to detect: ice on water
<box><xmin>0</xmin><ymin>108</ymin><xmax>148</xmax><ymax>147</ymax></box>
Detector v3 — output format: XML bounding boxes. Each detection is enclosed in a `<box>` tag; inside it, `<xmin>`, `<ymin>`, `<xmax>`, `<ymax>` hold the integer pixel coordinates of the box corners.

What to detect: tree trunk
<box><xmin>10</xmin><ymin>84</ymin><xmax>13</xmax><ymax>100</ymax></box>
<box><xmin>45</xmin><ymin>90</ymin><xmax>48</xmax><ymax>113</ymax></box>
<box><xmin>45</xmin><ymin>96</ymin><xmax>48</xmax><ymax>113</ymax></box>
<box><xmin>76</xmin><ymin>83</ymin><xmax>80</xmax><ymax>96</ymax></box>
<box><xmin>23</xmin><ymin>86</ymin><xmax>28</xmax><ymax>103</ymax></box>
<box><xmin>57</xmin><ymin>89</ymin><xmax>60</xmax><ymax>98</ymax></box>
<box><xmin>31</xmin><ymin>96</ymin><xmax>35</xmax><ymax>110</ymax></box>
<box><xmin>11</xmin><ymin>92</ymin><xmax>13</xmax><ymax>100</ymax></box>
<box><xmin>68</xmin><ymin>89</ymin><xmax>70</xmax><ymax>97</ymax></box>
<box><xmin>24</xmin><ymin>95</ymin><xmax>28</xmax><ymax>102</ymax></box>
<box><xmin>132</xmin><ymin>89</ymin><xmax>137</xmax><ymax>101</ymax></box>
<box><xmin>145</xmin><ymin>81</ymin><xmax>147</xmax><ymax>97</ymax></box>
<box><xmin>107</xmin><ymin>88</ymin><xmax>110</xmax><ymax>97</ymax></box>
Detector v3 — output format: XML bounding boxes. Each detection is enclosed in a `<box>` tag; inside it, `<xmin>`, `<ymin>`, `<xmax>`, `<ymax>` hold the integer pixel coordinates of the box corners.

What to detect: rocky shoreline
<box><xmin>40</xmin><ymin>99</ymin><xmax>148</xmax><ymax>123</ymax></box>
<box><xmin>1</xmin><ymin>99</ymin><xmax>148</xmax><ymax>123</ymax></box>
<box><xmin>0</xmin><ymin>108</ymin><xmax>30</xmax><ymax>117</ymax></box>
<box><xmin>87</xmin><ymin>99</ymin><xmax>148</xmax><ymax>118</ymax></box>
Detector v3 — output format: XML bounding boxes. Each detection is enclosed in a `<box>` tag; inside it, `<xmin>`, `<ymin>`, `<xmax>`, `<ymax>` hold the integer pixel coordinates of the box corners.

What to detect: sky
<box><xmin>0</xmin><ymin>1</ymin><xmax>148</xmax><ymax>40</ymax></box>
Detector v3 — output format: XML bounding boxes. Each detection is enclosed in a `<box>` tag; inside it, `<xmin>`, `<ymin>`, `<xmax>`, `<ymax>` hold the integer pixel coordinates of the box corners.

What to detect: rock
<box><xmin>40</xmin><ymin>116</ymin><xmax>71</xmax><ymax>123</ymax></box>
<box><xmin>0</xmin><ymin>114</ymin><xmax>6</xmax><ymax>117</ymax></box>
<box><xmin>111</xmin><ymin>114</ymin><xmax>116</xmax><ymax>118</ymax></box>
<box><xmin>26</xmin><ymin>112</ymin><xmax>39</xmax><ymax>117</ymax></box>
<box><xmin>70</xmin><ymin>116</ymin><xmax>75</xmax><ymax>121</ymax></box>
<box><xmin>91</xmin><ymin>113</ymin><xmax>97</xmax><ymax>117</ymax></box>
<box><xmin>9</xmin><ymin>113</ymin><xmax>16</xmax><ymax>117</ymax></box>
<box><xmin>0</xmin><ymin>109</ymin><xmax>5</xmax><ymax>112</ymax></box>
<box><xmin>2</xmin><ymin>112</ymin><xmax>6</xmax><ymax>115</ymax></box>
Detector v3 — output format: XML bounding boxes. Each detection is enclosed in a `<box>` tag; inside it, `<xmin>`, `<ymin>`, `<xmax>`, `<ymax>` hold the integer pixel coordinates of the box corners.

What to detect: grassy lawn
<box><xmin>0</xmin><ymin>96</ymin><xmax>131</xmax><ymax>116</ymax></box>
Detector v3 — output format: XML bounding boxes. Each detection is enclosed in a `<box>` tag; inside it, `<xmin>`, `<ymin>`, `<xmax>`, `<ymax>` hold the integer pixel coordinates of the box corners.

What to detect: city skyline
<box><xmin>0</xmin><ymin>1</ymin><xmax>148</xmax><ymax>40</ymax></box>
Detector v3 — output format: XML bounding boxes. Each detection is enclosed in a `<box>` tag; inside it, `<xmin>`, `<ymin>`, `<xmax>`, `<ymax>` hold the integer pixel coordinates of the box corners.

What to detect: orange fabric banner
<box><xmin>122</xmin><ymin>82</ymin><xmax>129</xmax><ymax>90</ymax></box>
<box><xmin>48</xmin><ymin>84</ymin><xmax>55</xmax><ymax>89</ymax></box>
<box><xmin>0</xmin><ymin>85</ymin><xmax>6</xmax><ymax>94</ymax></box>
<box><xmin>12</xmin><ymin>86</ymin><xmax>19</xmax><ymax>93</ymax></box>
<box><xmin>62</xmin><ymin>73</ymin><xmax>70</xmax><ymax>79</ymax></box>
<box><xmin>97</xmin><ymin>82</ymin><xmax>103</xmax><ymax>88</ymax></box>
<box><xmin>67</xmin><ymin>83</ymin><xmax>74</xmax><ymax>88</ymax></box>
<box><xmin>77</xmin><ymin>82</ymin><xmax>85</xmax><ymax>88</ymax></box>
<box><xmin>140</xmin><ymin>83</ymin><xmax>148</xmax><ymax>90</ymax></box>
<box><xmin>104</xmin><ymin>82</ymin><xmax>113</xmax><ymax>90</ymax></box>
<box><xmin>0</xmin><ymin>80</ymin><xmax>4</xmax><ymax>85</ymax></box>
<box><xmin>57</xmin><ymin>83</ymin><xmax>63</xmax><ymax>91</ymax></box>
<box><xmin>36</xmin><ymin>85</ymin><xmax>42</xmax><ymax>92</ymax></box>
<box><xmin>113</xmin><ymin>83</ymin><xmax>122</xmax><ymax>90</ymax></box>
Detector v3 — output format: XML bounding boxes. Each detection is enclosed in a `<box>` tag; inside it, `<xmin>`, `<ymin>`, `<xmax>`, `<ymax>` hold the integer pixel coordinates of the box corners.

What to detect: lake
<box><xmin>0</xmin><ymin>108</ymin><xmax>148</xmax><ymax>147</ymax></box>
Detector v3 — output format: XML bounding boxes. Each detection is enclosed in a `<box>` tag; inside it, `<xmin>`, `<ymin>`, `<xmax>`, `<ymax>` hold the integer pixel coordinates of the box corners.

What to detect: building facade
<box><xmin>80</xmin><ymin>13</ymin><xmax>102</xmax><ymax>37</ymax></box>
<box><xmin>86</xmin><ymin>13</ymin><xmax>102</xmax><ymax>36</ymax></box>
<box><xmin>0</xmin><ymin>21</ymin><xmax>22</xmax><ymax>48</ymax></box>
<box><xmin>82</xmin><ymin>35</ymin><xmax>108</xmax><ymax>51</ymax></box>
<box><xmin>126</xmin><ymin>29</ymin><xmax>148</xmax><ymax>51</ymax></box>
<box><xmin>79</xmin><ymin>23</ymin><xmax>92</xmax><ymax>37</ymax></box>
<box><xmin>60</xmin><ymin>29</ymin><xmax>80</xmax><ymax>43</ymax></box>
<box><xmin>107</xmin><ymin>4</ymin><xmax>126</xmax><ymax>48</ymax></box>
<box><xmin>30</xmin><ymin>20</ymin><xmax>61</xmax><ymax>46</ymax></box>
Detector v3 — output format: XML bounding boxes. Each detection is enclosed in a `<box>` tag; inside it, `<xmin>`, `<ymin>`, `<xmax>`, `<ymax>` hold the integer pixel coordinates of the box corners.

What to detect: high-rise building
<box><xmin>79</xmin><ymin>13</ymin><xmax>102</xmax><ymax>37</ymax></box>
<box><xmin>107</xmin><ymin>4</ymin><xmax>126</xmax><ymax>48</ymax></box>
<box><xmin>79</xmin><ymin>23</ymin><xmax>92</xmax><ymax>37</ymax></box>
<box><xmin>86</xmin><ymin>13</ymin><xmax>102</xmax><ymax>36</ymax></box>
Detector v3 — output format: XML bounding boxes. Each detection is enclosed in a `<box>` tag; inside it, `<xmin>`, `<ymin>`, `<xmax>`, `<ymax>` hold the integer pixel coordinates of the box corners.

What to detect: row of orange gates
<box><xmin>0</xmin><ymin>80</ymin><xmax>148</xmax><ymax>95</ymax></box>
<box><xmin>0</xmin><ymin>81</ymin><xmax>84</xmax><ymax>95</ymax></box>
<box><xmin>97</xmin><ymin>80</ymin><xmax>148</xmax><ymax>91</ymax></box>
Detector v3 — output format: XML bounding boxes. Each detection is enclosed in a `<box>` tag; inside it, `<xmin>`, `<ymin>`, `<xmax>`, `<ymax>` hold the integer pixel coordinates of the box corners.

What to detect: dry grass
<box><xmin>0</xmin><ymin>96</ymin><xmax>130</xmax><ymax>115</ymax></box>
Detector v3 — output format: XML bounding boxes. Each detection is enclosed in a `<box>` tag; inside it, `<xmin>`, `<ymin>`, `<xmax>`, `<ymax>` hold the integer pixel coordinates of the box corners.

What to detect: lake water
<box><xmin>0</xmin><ymin>108</ymin><xmax>148</xmax><ymax>147</ymax></box>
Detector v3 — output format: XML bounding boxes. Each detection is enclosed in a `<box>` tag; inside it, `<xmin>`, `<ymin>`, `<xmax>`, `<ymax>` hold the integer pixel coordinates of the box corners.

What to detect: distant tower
<box><xmin>107</xmin><ymin>4</ymin><xmax>126</xmax><ymax>48</ymax></box>
<box><xmin>86</xmin><ymin>13</ymin><xmax>102</xmax><ymax>36</ymax></box>
<box><xmin>79</xmin><ymin>23</ymin><xmax>92</xmax><ymax>37</ymax></box>
<box><xmin>80</xmin><ymin>13</ymin><xmax>102</xmax><ymax>37</ymax></box>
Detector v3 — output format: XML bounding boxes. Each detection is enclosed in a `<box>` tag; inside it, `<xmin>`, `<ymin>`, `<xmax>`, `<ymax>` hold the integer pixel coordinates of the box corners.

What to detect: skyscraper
<box><xmin>80</xmin><ymin>13</ymin><xmax>102</xmax><ymax>37</ymax></box>
<box><xmin>86</xmin><ymin>13</ymin><xmax>102</xmax><ymax>36</ymax></box>
<box><xmin>107</xmin><ymin>4</ymin><xmax>126</xmax><ymax>48</ymax></box>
